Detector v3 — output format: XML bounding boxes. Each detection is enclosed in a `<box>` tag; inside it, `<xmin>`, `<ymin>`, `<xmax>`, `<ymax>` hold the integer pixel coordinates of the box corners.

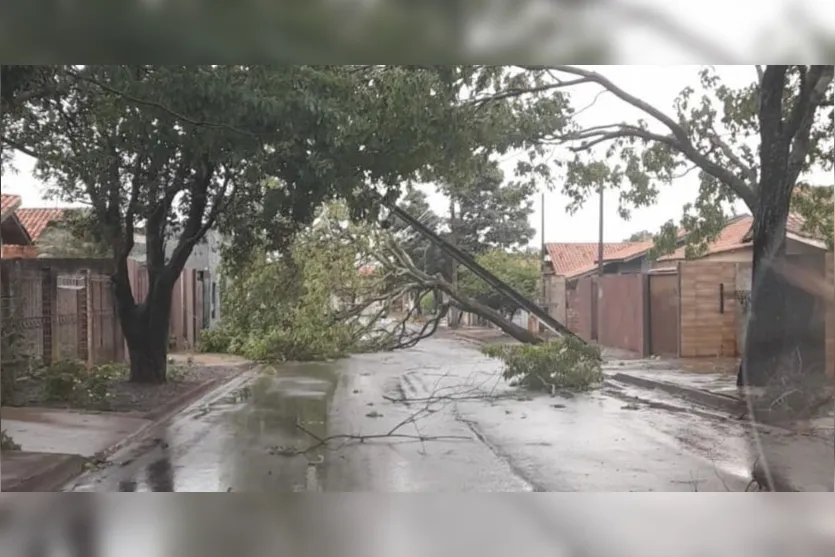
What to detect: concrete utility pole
<box><xmin>597</xmin><ymin>184</ymin><xmax>604</xmax><ymax>276</ymax></box>
<box><xmin>540</xmin><ymin>192</ymin><xmax>546</xmax><ymax>304</ymax></box>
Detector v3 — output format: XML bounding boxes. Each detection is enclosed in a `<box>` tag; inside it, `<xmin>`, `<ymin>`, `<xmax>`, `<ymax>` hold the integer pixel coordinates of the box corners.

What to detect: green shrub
<box><xmin>41</xmin><ymin>360</ymin><xmax>126</xmax><ymax>408</ymax></box>
<box><xmin>1</xmin><ymin>430</ymin><xmax>21</xmax><ymax>451</ymax></box>
<box><xmin>482</xmin><ymin>337</ymin><xmax>603</xmax><ymax>393</ymax></box>
<box><xmin>83</xmin><ymin>363</ymin><xmax>126</xmax><ymax>405</ymax></box>
<box><xmin>43</xmin><ymin>359</ymin><xmax>86</xmax><ymax>401</ymax></box>
<box><xmin>197</xmin><ymin>326</ymin><xmax>232</xmax><ymax>354</ymax></box>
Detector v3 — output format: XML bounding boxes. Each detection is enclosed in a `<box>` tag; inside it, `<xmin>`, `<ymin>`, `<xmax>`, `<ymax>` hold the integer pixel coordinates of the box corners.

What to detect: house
<box><xmin>128</xmin><ymin>227</ymin><xmax>224</xmax><ymax>330</ymax></box>
<box><xmin>0</xmin><ymin>195</ymin><xmax>37</xmax><ymax>259</ymax></box>
<box><xmin>540</xmin><ymin>241</ymin><xmax>648</xmax><ymax>325</ymax></box>
<box><xmin>655</xmin><ymin>214</ymin><xmax>826</xmax><ymax>267</ymax></box>
<box><xmin>556</xmin><ymin>211</ymin><xmax>832</xmax><ymax>364</ymax></box>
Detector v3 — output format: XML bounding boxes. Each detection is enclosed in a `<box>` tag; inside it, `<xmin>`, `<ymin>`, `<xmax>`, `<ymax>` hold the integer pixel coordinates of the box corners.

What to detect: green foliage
<box><xmin>625</xmin><ymin>230</ymin><xmax>653</xmax><ymax>242</ymax></box>
<box><xmin>389</xmin><ymin>188</ymin><xmax>447</xmax><ymax>277</ymax></box>
<box><xmin>791</xmin><ymin>184</ymin><xmax>834</xmax><ymax>250</ymax></box>
<box><xmin>41</xmin><ymin>360</ymin><xmax>126</xmax><ymax>408</ymax></box>
<box><xmin>36</xmin><ymin>209</ymin><xmax>111</xmax><ymax>258</ymax></box>
<box><xmin>201</xmin><ymin>214</ymin><xmax>370</xmax><ymax>361</ymax></box>
<box><xmin>554</xmin><ymin>66</ymin><xmax>833</xmax><ymax>257</ymax></box>
<box><xmin>482</xmin><ymin>337</ymin><xmax>603</xmax><ymax>392</ymax></box>
<box><xmin>442</xmin><ymin>159</ymin><xmax>537</xmax><ymax>256</ymax></box>
<box><xmin>419</xmin><ymin>291</ymin><xmax>439</xmax><ymax>313</ymax></box>
<box><xmin>459</xmin><ymin>250</ymin><xmax>539</xmax><ymax>316</ymax></box>
<box><xmin>0</xmin><ymin>430</ymin><xmax>21</xmax><ymax>451</ymax></box>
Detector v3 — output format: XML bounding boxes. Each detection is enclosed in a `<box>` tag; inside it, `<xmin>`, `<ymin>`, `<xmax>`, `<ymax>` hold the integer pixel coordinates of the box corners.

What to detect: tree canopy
<box><xmin>440</xmin><ymin>159</ymin><xmax>536</xmax><ymax>256</ymax></box>
<box><xmin>1</xmin><ymin>64</ymin><xmax>573</xmax><ymax>381</ymax></box>
<box><xmin>458</xmin><ymin>249</ymin><xmax>539</xmax><ymax>317</ymax></box>
<box><xmin>539</xmin><ymin>65</ymin><xmax>833</xmax><ymax>256</ymax></box>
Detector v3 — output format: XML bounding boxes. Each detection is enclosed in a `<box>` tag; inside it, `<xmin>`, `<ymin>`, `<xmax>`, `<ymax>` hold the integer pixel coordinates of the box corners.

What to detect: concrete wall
<box><xmin>735</xmin><ymin>262</ymin><xmax>753</xmax><ymax>355</ymax></box>
<box><xmin>541</xmin><ymin>273</ymin><xmax>566</xmax><ymax>324</ymax></box>
<box><xmin>597</xmin><ymin>273</ymin><xmax>647</xmax><ymax>355</ymax></box>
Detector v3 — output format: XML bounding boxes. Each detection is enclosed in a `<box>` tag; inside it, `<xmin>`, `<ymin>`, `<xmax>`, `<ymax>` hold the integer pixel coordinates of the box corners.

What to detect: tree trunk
<box><xmin>741</xmin><ymin>234</ymin><xmax>790</xmax><ymax>387</ymax></box>
<box><xmin>125</xmin><ymin>313</ymin><xmax>170</xmax><ymax>384</ymax></box>
<box><xmin>114</xmin><ymin>270</ymin><xmax>174</xmax><ymax>384</ymax></box>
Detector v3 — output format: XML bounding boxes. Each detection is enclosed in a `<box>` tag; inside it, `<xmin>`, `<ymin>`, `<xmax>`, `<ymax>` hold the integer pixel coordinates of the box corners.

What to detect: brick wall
<box><xmin>679</xmin><ymin>261</ymin><xmax>738</xmax><ymax>357</ymax></box>
<box><xmin>1</xmin><ymin>244</ymin><xmax>40</xmax><ymax>259</ymax></box>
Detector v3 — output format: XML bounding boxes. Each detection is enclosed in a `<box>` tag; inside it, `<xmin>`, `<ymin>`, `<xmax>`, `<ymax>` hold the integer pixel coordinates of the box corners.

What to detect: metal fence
<box><xmin>1</xmin><ymin>260</ymin><xmax>125</xmax><ymax>369</ymax></box>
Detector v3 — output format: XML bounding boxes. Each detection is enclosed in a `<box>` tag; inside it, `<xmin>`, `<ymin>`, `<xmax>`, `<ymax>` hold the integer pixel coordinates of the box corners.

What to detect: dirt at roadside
<box><xmin>5</xmin><ymin>363</ymin><xmax>243</xmax><ymax>415</ymax></box>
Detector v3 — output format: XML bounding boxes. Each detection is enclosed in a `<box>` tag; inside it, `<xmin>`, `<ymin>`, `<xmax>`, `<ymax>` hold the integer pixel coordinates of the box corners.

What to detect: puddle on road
<box><xmin>99</xmin><ymin>362</ymin><xmax>341</xmax><ymax>492</ymax></box>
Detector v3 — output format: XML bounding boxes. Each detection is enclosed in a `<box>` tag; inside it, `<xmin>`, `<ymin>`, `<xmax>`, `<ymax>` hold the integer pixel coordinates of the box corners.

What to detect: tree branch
<box><xmin>786</xmin><ymin>65</ymin><xmax>834</xmax><ymax>186</ymax></box>
<box><xmin>166</xmin><ymin>157</ymin><xmax>218</xmax><ymax>279</ymax></box>
<box><xmin>528</xmin><ymin>65</ymin><xmax>758</xmax><ymax>208</ymax></box>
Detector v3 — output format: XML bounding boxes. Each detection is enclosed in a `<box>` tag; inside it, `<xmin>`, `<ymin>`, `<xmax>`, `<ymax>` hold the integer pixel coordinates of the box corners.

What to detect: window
<box><xmin>211</xmin><ymin>282</ymin><xmax>217</xmax><ymax>319</ymax></box>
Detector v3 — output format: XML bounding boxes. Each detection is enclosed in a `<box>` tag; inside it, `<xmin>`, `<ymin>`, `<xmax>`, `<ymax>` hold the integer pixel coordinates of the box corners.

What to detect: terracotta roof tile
<box><xmin>15</xmin><ymin>207</ymin><xmax>67</xmax><ymax>241</ymax></box>
<box><xmin>659</xmin><ymin>216</ymin><xmax>753</xmax><ymax>261</ymax></box>
<box><xmin>601</xmin><ymin>239</ymin><xmax>656</xmax><ymax>262</ymax></box>
<box><xmin>544</xmin><ymin>242</ymin><xmax>635</xmax><ymax>277</ymax></box>
<box><xmin>1</xmin><ymin>194</ymin><xmax>22</xmax><ymax>221</ymax></box>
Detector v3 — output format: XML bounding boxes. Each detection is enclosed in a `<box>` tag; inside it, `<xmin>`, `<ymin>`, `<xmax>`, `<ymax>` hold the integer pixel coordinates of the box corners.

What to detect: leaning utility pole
<box><xmin>448</xmin><ymin>198</ymin><xmax>459</xmax><ymax>329</ymax></box>
<box><xmin>383</xmin><ymin>198</ymin><xmax>586</xmax><ymax>343</ymax></box>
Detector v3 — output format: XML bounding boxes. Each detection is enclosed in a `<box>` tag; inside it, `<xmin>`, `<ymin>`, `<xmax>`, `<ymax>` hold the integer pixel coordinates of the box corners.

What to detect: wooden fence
<box><xmin>1</xmin><ymin>258</ymin><xmax>208</xmax><ymax>369</ymax></box>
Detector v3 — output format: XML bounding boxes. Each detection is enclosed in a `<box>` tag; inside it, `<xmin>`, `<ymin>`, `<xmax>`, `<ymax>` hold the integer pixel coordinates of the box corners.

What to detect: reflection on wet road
<box><xmin>66</xmin><ymin>337</ymin><xmax>814</xmax><ymax>492</ymax></box>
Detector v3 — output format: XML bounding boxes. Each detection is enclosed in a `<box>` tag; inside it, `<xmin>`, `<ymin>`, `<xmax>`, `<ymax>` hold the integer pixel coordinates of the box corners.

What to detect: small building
<box><xmin>540</xmin><ymin>241</ymin><xmax>654</xmax><ymax>327</ymax></box>
<box><xmin>557</xmin><ymin>212</ymin><xmax>831</xmax><ymax>372</ymax></box>
<box><xmin>0</xmin><ymin>194</ymin><xmax>35</xmax><ymax>258</ymax></box>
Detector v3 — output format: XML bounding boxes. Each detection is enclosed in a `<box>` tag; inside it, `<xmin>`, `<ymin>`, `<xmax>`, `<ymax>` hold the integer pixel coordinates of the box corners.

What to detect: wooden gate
<box><xmin>648</xmin><ymin>272</ymin><xmax>679</xmax><ymax>356</ymax></box>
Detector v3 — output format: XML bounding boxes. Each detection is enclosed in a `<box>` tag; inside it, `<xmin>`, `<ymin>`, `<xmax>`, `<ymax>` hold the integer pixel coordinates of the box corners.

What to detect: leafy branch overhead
<box><xmin>508</xmin><ymin>65</ymin><xmax>834</xmax><ymax>254</ymax></box>
<box><xmin>1</xmin><ymin>65</ymin><xmax>574</xmax><ymax>382</ymax></box>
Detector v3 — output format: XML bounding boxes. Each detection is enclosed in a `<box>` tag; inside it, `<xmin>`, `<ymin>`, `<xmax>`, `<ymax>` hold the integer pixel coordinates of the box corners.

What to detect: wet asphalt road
<box><xmin>68</xmin><ymin>337</ymin><xmax>775</xmax><ymax>492</ymax></box>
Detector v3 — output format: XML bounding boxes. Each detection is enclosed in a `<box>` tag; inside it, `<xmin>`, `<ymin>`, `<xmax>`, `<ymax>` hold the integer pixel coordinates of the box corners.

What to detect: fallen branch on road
<box><xmin>291</xmin><ymin>422</ymin><xmax>471</xmax><ymax>455</ymax></box>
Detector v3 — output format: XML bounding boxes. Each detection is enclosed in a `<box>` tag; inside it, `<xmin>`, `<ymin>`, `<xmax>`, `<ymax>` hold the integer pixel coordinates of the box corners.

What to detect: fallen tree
<box><xmin>321</xmin><ymin>205</ymin><xmax>545</xmax><ymax>345</ymax></box>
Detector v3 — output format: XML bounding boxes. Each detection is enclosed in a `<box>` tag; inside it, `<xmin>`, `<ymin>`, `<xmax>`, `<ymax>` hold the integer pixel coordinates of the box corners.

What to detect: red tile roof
<box><xmin>544</xmin><ymin>242</ymin><xmax>636</xmax><ymax>278</ymax></box>
<box><xmin>1</xmin><ymin>194</ymin><xmax>22</xmax><ymax>221</ymax></box>
<box><xmin>15</xmin><ymin>207</ymin><xmax>66</xmax><ymax>241</ymax></box>
<box><xmin>601</xmin><ymin>239</ymin><xmax>656</xmax><ymax>262</ymax></box>
<box><xmin>660</xmin><ymin>212</ymin><xmax>823</xmax><ymax>262</ymax></box>
<box><xmin>659</xmin><ymin>216</ymin><xmax>753</xmax><ymax>261</ymax></box>
<box><xmin>742</xmin><ymin>213</ymin><xmax>817</xmax><ymax>242</ymax></box>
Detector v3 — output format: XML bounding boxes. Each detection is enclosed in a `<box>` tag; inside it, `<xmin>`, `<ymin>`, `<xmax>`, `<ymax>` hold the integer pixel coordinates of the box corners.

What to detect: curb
<box><xmin>608</xmin><ymin>372</ymin><xmax>746</xmax><ymax>415</ymax></box>
<box><xmin>1</xmin><ymin>452</ymin><xmax>87</xmax><ymax>492</ymax></box>
<box><xmin>91</xmin><ymin>362</ymin><xmax>258</xmax><ymax>463</ymax></box>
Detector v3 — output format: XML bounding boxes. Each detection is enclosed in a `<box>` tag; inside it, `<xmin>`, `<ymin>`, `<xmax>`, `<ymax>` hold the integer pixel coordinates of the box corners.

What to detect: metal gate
<box><xmin>648</xmin><ymin>272</ymin><xmax>679</xmax><ymax>356</ymax></box>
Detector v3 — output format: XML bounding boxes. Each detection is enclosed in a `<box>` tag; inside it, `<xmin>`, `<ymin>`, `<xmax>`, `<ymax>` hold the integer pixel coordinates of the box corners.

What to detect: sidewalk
<box><xmin>444</xmin><ymin>325</ymin><xmax>516</xmax><ymax>346</ymax></box>
<box><xmin>603</xmin><ymin>356</ymin><xmax>833</xmax><ymax>491</ymax></box>
<box><xmin>2</xmin><ymin>356</ymin><xmax>255</xmax><ymax>491</ymax></box>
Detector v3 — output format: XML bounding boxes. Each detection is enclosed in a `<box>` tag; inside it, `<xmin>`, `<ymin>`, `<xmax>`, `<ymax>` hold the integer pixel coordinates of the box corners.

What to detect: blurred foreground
<box><xmin>2</xmin><ymin>494</ymin><xmax>835</xmax><ymax>557</ymax></box>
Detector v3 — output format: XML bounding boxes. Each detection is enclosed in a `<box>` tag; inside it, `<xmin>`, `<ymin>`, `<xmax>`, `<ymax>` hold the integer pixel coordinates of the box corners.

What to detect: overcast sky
<box><xmin>2</xmin><ymin>0</ymin><xmax>833</xmax><ymax>245</ymax></box>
